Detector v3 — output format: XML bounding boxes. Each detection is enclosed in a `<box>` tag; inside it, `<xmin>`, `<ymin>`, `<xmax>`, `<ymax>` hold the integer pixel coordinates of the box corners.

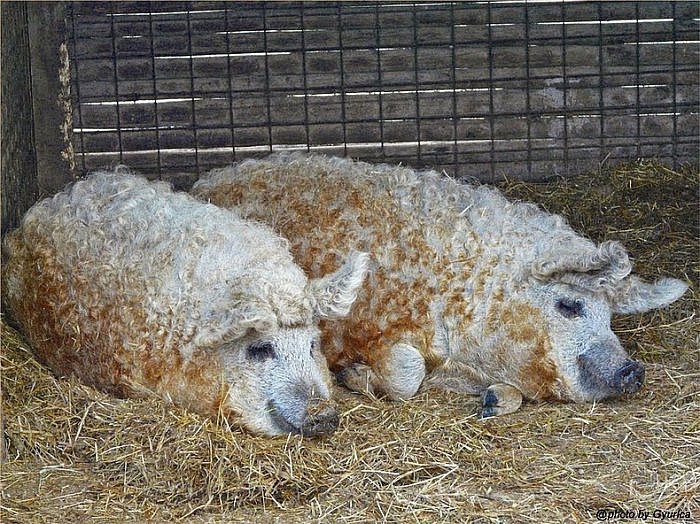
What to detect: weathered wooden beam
<box><xmin>27</xmin><ymin>1</ymin><xmax>74</xmax><ymax>197</ymax></box>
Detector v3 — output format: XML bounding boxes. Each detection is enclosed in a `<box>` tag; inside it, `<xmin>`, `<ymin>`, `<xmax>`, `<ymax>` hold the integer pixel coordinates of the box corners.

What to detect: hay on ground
<box><xmin>1</xmin><ymin>160</ymin><xmax>698</xmax><ymax>523</ymax></box>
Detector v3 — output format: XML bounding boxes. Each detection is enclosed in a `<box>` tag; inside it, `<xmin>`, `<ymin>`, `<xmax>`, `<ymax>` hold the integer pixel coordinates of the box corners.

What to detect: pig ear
<box><xmin>193</xmin><ymin>300</ymin><xmax>277</xmax><ymax>348</ymax></box>
<box><xmin>309</xmin><ymin>251</ymin><xmax>370</xmax><ymax>319</ymax></box>
<box><xmin>532</xmin><ymin>240</ymin><xmax>632</xmax><ymax>291</ymax></box>
<box><xmin>611</xmin><ymin>276</ymin><xmax>689</xmax><ymax>314</ymax></box>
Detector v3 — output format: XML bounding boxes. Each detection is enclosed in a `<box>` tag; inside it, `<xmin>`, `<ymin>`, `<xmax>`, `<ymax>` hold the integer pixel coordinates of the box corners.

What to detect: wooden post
<box><xmin>27</xmin><ymin>1</ymin><xmax>75</xmax><ymax>197</ymax></box>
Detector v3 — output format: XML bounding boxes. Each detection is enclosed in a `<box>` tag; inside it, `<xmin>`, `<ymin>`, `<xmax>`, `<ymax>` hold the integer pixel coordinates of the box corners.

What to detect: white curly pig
<box><xmin>2</xmin><ymin>167</ymin><xmax>368</xmax><ymax>436</ymax></box>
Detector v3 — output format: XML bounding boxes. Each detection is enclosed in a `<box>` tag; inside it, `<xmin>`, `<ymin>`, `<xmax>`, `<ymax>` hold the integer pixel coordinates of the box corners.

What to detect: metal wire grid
<box><xmin>67</xmin><ymin>1</ymin><xmax>699</xmax><ymax>183</ymax></box>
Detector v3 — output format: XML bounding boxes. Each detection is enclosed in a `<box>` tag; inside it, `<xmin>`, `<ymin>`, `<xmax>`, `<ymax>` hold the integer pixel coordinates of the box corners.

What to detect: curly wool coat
<box><xmin>2</xmin><ymin>167</ymin><xmax>368</xmax><ymax>434</ymax></box>
<box><xmin>192</xmin><ymin>153</ymin><xmax>687</xmax><ymax>414</ymax></box>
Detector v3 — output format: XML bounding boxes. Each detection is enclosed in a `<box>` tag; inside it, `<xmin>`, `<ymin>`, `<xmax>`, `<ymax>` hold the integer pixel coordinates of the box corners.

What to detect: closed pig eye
<box><xmin>310</xmin><ymin>340</ymin><xmax>318</xmax><ymax>358</ymax></box>
<box><xmin>556</xmin><ymin>297</ymin><xmax>585</xmax><ymax>319</ymax></box>
<box><xmin>246</xmin><ymin>341</ymin><xmax>277</xmax><ymax>361</ymax></box>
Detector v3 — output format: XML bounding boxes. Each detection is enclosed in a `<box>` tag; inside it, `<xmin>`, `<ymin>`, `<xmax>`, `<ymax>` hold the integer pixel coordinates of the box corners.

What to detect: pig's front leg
<box><xmin>336</xmin><ymin>343</ymin><xmax>426</xmax><ymax>401</ymax></box>
<box><xmin>481</xmin><ymin>383</ymin><xmax>523</xmax><ymax>417</ymax></box>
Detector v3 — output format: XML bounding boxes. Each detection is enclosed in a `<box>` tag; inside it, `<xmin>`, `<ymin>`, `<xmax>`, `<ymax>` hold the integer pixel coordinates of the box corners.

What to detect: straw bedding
<box><xmin>1</xmin><ymin>160</ymin><xmax>697</xmax><ymax>523</ymax></box>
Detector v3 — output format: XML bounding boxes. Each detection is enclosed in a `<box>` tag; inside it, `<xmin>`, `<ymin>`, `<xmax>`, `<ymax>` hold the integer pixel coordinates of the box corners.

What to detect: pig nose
<box><xmin>612</xmin><ymin>361</ymin><xmax>645</xmax><ymax>394</ymax></box>
<box><xmin>301</xmin><ymin>400</ymin><xmax>339</xmax><ymax>437</ymax></box>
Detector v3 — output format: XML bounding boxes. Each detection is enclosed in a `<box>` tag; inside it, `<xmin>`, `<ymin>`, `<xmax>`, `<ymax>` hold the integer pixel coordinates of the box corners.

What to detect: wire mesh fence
<box><xmin>67</xmin><ymin>1</ymin><xmax>699</xmax><ymax>183</ymax></box>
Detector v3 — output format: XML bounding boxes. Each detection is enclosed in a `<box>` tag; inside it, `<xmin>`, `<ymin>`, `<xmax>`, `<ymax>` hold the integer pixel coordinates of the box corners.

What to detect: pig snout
<box><xmin>300</xmin><ymin>400</ymin><xmax>339</xmax><ymax>437</ymax></box>
<box><xmin>577</xmin><ymin>347</ymin><xmax>646</xmax><ymax>400</ymax></box>
<box><xmin>612</xmin><ymin>360</ymin><xmax>645</xmax><ymax>395</ymax></box>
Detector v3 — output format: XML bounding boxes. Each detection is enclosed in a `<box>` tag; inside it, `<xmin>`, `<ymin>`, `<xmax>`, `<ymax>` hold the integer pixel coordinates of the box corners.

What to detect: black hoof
<box><xmin>482</xmin><ymin>389</ymin><xmax>498</xmax><ymax>407</ymax></box>
<box><xmin>481</xmin><ymin>389</ymin><xmax>499</xmax><ymax>418</ymax></box>
<box><xmin>481</xmin><ymin>406</ymin><xmax>496</xmax><ymax>418</ymax></box>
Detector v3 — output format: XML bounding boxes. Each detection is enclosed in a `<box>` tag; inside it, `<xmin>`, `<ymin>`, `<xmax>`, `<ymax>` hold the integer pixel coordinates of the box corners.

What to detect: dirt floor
<box><xmin>1</xmin><ymin>160</ymin><xmax>698</xmax><ymax>523</ymax></box>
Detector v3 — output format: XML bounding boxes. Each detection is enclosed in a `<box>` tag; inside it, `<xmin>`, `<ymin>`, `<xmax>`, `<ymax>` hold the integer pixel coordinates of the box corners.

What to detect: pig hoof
<box><xmin>337</xmin><ymin>344</ymin><xmax>425</xmax><ymax>401</ymax></box>
<box><xmin>480</xmin><ymin>384</ymin><xmax>523</xmax><ymax>418</ymax></box>
<box><xmin>481</xmin><ymin>389</ymin><xmax>499</xmax><ymax>418</ymax></box>
<box><xmin>336</xmin><ymin>363</ymin><xmax>377</xmax><ymax>397</ymax></box>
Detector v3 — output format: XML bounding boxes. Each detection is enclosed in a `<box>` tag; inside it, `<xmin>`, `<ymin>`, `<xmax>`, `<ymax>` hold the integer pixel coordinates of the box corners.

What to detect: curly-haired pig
<box><xmin>191</xmin><ymin>153</ymin><xmax>688</xmax><ymax>417</ymax></box>
<box><xmin>2</xmin><ymin>167</ymin><xmax>369</xmax><ymax>436</ymax></box>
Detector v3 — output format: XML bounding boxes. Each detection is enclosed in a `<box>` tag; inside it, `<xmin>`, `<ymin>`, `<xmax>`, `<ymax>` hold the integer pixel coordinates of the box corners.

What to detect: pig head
<box><xmin>438</xmin><ymin>240</ymin><xmax>688</xmax><ymax>417</ymax></box>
